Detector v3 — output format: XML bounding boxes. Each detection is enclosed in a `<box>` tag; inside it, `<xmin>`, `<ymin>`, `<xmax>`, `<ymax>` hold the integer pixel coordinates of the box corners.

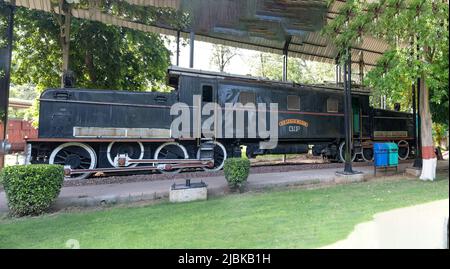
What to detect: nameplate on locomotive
<box><xmin>278</xmin><ymin>119</ymin><xmax>309</xmax><ymax>133</ymax></box>
<box><xmin>278</xmin><ymin>119</ymin><xmax>309</xmax><ymax>128</ymax></box>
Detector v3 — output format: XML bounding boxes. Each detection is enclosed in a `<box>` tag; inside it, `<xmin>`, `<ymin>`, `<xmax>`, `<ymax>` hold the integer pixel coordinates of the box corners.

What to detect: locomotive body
<box><xmin>26</xmin><ymin>66</ymin><xmax>415</xmax><ymax>179</ymax></box>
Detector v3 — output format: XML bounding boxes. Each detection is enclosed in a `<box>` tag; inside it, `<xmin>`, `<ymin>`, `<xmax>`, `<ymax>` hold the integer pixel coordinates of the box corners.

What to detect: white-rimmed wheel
<box><xmin>339</xmin><ymin>141</ymin><xmax>357</xmax><ymax>163</ymax></box>
<box><xmin>197</xmin><ymin>141</ymin><xmax>227</xmax><ymax>172</ymax></box>
<box><xmin>154</xmin><ymin>142</ymin><xmax>188</xmax><ymax>174</ymax></box>
<box><xmin>397</xmin><ymin>140</ymin><xmax>410</xmax><ymax>160</ymax></box>
<box><xmin>49</xmin><ymin>142</ymin><xmax>97</xmax><ymax>180</ymax></box>
<box><xmin>362</xmin><ymin>148</ymin><xmax>374</xmax><ymax>162</ymax></box>
<box><xmin>107</xmin><ymin>141</ymin><xmax>144</xmax><ymax>167</ymax></box>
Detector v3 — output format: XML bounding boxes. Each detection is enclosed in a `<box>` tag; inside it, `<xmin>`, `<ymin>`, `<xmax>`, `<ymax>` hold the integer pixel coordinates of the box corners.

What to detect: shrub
<box><xmin>223</xmin><ymin>158</ymin><xmax>251</xmax><ymax>190</ymax></box>
<box><xmin>1</xmin><ymin>165</ymin><xmax>64</xmax><ymax>217</ymax></box>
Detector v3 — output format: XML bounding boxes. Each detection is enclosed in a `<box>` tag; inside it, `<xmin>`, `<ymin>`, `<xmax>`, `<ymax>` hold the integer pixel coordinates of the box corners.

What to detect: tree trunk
<box><xmin>419</xmin><ymin>75</ymin><xmax>437</xmax><ymax>181</ymax></box>
<box><xmin>60</xmin><ymin>3</ymin><xmax>71</xmax><ymax>87</ymax></box>
<box><xmin>219</xmin><ymin>48</ymin><xmax>225</xmax><ymax>72</ymax></box>
<box><xmin>85</xmin><ymin>51</ymin><xmax>96</xmax><ymax>84</ymax></box>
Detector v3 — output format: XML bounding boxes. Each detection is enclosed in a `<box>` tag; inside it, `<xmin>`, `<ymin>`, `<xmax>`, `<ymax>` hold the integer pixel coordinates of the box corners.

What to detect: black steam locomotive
<box><xmin>26</xmin><ymin>66</ymin><xmax>415</xmax><ymax>180</ymax></box>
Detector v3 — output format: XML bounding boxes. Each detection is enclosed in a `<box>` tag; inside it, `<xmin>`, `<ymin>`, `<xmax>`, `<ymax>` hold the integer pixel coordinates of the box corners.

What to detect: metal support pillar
<box><xmin>343</xmin><ymin>49</ymin><xmax>354</xmax><ymax>174</ymax></box>
<box><xmin>412</xmin><ymin>82</ymin><xmax>417</xmax><ymax>148</ymax></box>
<box><xmin>335</xmin><ymin>58</ymin><xmax>341</xmax><ymax>85</ymax></box>
<box><xmin>176</xmin><ymin>30</ymin><xmax>180</xmax><ymax>66</ymax></box>
<box><xmin>412</xmin><ymin>81</ymin><xmax>421</xmax><ymax>168</ymax></box>
<box><xmin>189</xmin><ymin>31</ymin><xmax>195</xmax><ymax>68</ymax></box>
<box><xmin>335</xmin><ymin>64</ymin><xmax>339</xmax><ymax>85</ymax></box>
<box><xmin>0</xmin><ymin>3</ymin><xmax>14</xmax><ymax>169</ymax></box>
<box><xmin>282</xmin><ymin>36</ymin><xmax>291</xmax><ymax>82</ymax></box>
<box><xmin>359</xmin><ymin>52</ymin><xmax>364</xmax><ymax>86</ymax></box>
<box><xmin>413</xmin><ymin>38</ymin><xmax>423</xmax><ymax>168</ymax></box>
<box><xmin>282</xmin><ymin>54</ymin><xmax>288</xmax><ymax>82</ymax></box>
<box><xmin>414</xmin><ymin>77</ymin><xmax>423</xmax><ymax>168</ymax></box>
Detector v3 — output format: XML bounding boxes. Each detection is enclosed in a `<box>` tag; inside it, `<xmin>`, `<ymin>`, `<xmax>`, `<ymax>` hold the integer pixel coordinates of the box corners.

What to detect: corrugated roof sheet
<box><xmin>7</xmin><ymin>0</ymin><xmax>389</xmax><ymax>70</ymax></box>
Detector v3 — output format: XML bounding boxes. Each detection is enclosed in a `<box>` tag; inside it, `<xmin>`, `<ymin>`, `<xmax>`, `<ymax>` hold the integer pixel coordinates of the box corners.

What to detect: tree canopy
<box><xmin>322</xmin><ymin>0</ymin><xmax>449</xmax><ymax>179</ymax></box>
<box><xmin>323</xmin><ymin>0</ymin><xmax>448</xmax><ymax>127</ymax></box>
<box><xmin>11</xmin><ymin>7</ymin><xmax>172</xmax><ymax>92</ymax></box>
<box><xmin>210</xmin><ymin>44</ymin><xmax>238</xmax><ymax>73</ymax></box>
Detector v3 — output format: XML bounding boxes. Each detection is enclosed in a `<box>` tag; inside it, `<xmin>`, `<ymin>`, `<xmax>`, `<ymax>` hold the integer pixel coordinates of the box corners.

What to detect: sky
<box><xmin>165</xmin><ymin>36</ymin><xmax>261</xmax><ymax>76</ymax></box>
<box><xmin>164</xmin><ymin>36</ymin><xmax>337</xmax><ymax>84</ymax></box>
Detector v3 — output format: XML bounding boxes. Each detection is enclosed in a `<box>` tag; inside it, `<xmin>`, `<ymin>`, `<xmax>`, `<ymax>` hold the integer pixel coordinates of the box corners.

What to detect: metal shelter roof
<box><xmin>6</xmin><ymin>0</ymin><xmax>390</xmax><ymax>69</ymax></box>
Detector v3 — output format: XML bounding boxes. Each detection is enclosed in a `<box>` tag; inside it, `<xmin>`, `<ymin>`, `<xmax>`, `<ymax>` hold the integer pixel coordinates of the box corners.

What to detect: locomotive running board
<box><xmin>64</xmin><ymin>159</ymin><xmax>214</xmax><ymax>176</ymax></box>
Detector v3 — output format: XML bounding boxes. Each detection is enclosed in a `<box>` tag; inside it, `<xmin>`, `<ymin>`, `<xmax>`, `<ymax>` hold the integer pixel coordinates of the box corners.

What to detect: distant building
<box><xmin>0</xmin><ymin>98</ymin><xmax>38</xmax><ymax>153</ymax></box>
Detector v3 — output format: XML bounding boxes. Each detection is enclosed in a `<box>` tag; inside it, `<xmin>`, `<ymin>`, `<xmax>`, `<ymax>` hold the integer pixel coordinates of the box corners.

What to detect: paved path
<box><xmin>0</xmin><ymin>161</ymin><xmax>448</xmax><ymax>213</ymax></box>
<box><xmin>323</xmin><ymin>199</ymin><xmax>449</xmax><ymax>249</ymax></box>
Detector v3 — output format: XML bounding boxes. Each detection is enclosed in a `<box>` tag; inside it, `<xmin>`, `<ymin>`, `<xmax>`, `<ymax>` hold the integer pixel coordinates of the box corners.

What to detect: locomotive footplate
<box><xmin>64</xmin><ymin>156</ymin><xmax>214</xmax><ymax>176</ymax></box>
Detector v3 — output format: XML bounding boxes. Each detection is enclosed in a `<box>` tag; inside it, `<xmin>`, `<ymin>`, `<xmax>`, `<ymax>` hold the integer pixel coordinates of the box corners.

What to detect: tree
<box><xmin>12</xmin><ymin>7</ymin><xmax>63</xmax><ymax>91</ymax></box>
<box><xmin>56</xmin><ymin>0</ymin><xmax>72</xmax><ymax>87</ymax></box>
<box><xmin>9</xmin><ymin>84</ymin><xmax>37</xmax><ymax>101</ymax></box>
<box><xmin>12</xmin><ymin>7</ymin><xmax>172</xmax><ymax>92</ymax></box>
<box><xmin>323</xmin><ymin>0</ymin><xmax>449</xmax><ymax>180</ymax></box>
<box><xmin>210</xmin><ymin>44</ymin><xmax>238</xmax><ymax>72</ymax></box>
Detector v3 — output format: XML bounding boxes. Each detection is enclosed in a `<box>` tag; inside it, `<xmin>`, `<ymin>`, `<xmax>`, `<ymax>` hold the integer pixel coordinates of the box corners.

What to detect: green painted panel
<box><xmin>352</xmin><ymin>103</ymin><xmax>360</xmax><ymax>134</ymax></box>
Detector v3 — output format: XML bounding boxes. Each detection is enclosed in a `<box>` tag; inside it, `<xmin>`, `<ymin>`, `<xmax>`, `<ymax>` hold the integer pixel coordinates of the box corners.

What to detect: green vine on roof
<box><xmin>322</xmin><ymin>0</ymin><xmax>449</xmax><ymax>76</ymax></box>
<box><xmin>322</xmin><ymin>0</ymin><xmax>449</xmax><ymax>129</ymax></box>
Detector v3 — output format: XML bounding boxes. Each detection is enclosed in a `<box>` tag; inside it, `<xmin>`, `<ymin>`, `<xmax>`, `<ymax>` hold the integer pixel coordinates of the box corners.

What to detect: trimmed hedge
<box><xmin>223</xmin><ymin>158</ymin><xmax>251</xmax><ymax>190</ymax></box>
<box><xmin>1</xmin><ymin>165</ymin><xmax>64</xmax><ymax>217</ymax></box>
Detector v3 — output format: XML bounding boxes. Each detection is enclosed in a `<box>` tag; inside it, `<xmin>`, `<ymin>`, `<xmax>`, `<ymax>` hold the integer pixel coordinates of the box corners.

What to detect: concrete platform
<box><xmin>335</xmin><ymin>171</ymin><xmax>365</xmax><ymax>184</ymax></box>
<box><xmin>405</xmin><ymin>167</ymin><xmax>422</xmax><ymax>177</ymax></box>
<box><xmin>0</xmin><ymin>161</ymin><xmax>448</xmax><ymax>213</ymax></box>
<box><xmin>170</xmin><ymin>186</ymin><xmax>208</xmax><ymax>203</ymax></box>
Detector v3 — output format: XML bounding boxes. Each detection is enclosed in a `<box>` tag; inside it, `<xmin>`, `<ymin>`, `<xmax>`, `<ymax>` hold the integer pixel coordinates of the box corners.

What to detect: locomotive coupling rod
<box><xmin>65</xmin><ymin>161</ymin><xmax>214</xmax><ymax>175</ymax></box>
<box><xmin>162</xmin><ymin>161</ymin><xmax>215</xmax><ymax>170</ymax></box>
<box><xmin>115</xmin><ymin>154</ymin><xmax>213</xmax><ymax>167</ymax></box>
<box><xmin>128</xmin><ymin>159</ymin><xmax>212</xmax><ymax>164</ymax></box>
<box><xmin>65</xmin><ymin>165</ymin><xmax>159</xmax><ymax>175</ymax></box>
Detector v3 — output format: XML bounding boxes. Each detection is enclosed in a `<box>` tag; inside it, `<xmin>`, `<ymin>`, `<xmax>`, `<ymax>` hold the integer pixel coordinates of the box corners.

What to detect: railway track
<box><xmin>63</xmin><ymin>160</ymin><xmax>413</xmax><ymax>188</ymax></box>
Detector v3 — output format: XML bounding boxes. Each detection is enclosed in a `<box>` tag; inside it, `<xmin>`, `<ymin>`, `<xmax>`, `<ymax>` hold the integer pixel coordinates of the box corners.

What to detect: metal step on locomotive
<box><xmin>25</xmin><ymin>66</ymin><xmax>415</xmax><ymax>180</ymax></box>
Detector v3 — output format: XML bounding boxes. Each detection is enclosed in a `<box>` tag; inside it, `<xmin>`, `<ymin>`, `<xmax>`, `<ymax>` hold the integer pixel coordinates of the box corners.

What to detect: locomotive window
<box><xmin>239</xmin><ymin>92</ymin><xmax>256</xmax><ymax>105</ymax></box>
<box><xmin>287</xmin><ymin>95</ymin><xmax>300</xmax><ymax>111</ymax></box>
<box><xmin>327</xmin><ymin>98</ymin><xmax>339</xmax><ymax>113</ymax></box>
<box><xmin>202</xmin><ymin>85</ymin><xmax>213</xmax><ymax>102</ymax></box>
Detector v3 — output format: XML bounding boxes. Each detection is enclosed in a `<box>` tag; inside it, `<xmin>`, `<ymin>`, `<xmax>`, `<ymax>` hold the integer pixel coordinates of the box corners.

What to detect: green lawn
<box><xmin>0</xmin><ymin>175</ymin><xmax>448</xmax><ymax>249</ymax></box>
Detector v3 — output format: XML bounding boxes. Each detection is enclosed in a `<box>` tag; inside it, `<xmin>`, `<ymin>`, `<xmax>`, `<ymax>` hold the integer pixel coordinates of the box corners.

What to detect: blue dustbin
<box><xmin>386</xmin><ymin>143</ymin><xmax>399</xmax><ymax>166</ymax></box>
<box><xmin>374</xmin><ymin>143</ymin><xmax>388</xmax><ymax>167</ymax></box>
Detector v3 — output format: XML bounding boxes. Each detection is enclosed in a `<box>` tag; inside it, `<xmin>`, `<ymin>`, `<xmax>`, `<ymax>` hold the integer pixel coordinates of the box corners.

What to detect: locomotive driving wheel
<box><xmin>107</xmin><ymin>141</ymin><xmax>144</xmax><ymax>167</ymax></box>
<box><xmin>397</xmin><ymin>140</ymin><xmax>410</xmax><ymax>160</ymax></box>
<box><xmin>197</xmin><ymin>141</ymin><xmax>227</xmax><ymax>172</ymax></box>
<box><xmin>339</xmin><ymin>141</ymin><xmax>357</xmax><ymax>163</ymax></box>
<box><xmin>154</xmin><ymin>142</ymin><xmax>189</xmax><ymax>174</ymax></box>
<box><xmin>49</xmin><ymin>142</ymin><xmax>97</xmax><ymax>180</ymax></box>
<box><xmin>362</xmin><ymin>148</ymin><xmax>374</xmax><ymax>162</ymax></box>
